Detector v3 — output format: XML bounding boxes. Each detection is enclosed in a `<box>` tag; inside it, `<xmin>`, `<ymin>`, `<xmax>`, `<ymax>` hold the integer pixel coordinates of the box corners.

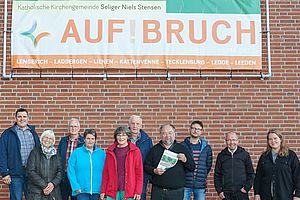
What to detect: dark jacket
<box><xmin>27</xmin><ymin>146</ymin><xmax>63</xmax><ymax>200</ymax></box>
<box><xmin>181</xmin><ymin>137</ymin><xmax>212</xmax><ymax>189</ymax></box>
<box><xmin>0</xmin><ymin>124</ymin><xmax>40</xmax><ymax>177</ymax></box>
<box><xmin>57</xmin><ymin>135</ymin><xmax>84</xmax><ymax>171</ymax></box>
<box><xmin>135</xmin><ymin>129</ymin><xmax>153</xmax><ymax>183</ymax></box>
<box><xmin>254</xmin><ymin>150</ymin><xmax>300</xmax><ymax>200</ymax></box>
<box><xmin>135</xmin><ymin>129</ymin><xmax>153</xmax><ymax>163</ymax></box>
<box><xmin>214</xmin><ymin>146</ymin><xmax>254</xmax><ymax>194</ymax></box>
<box><xmin>144</xmin><ymin>140</ymin><xmax>195</xmax><ymax>189</ymax></box>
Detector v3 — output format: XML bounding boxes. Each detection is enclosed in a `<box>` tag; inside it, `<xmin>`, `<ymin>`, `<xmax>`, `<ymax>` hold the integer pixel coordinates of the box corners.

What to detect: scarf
<box><xmin>41</xmin><ymin>145</ymin><xmax>57</xmax><ymax>159</ymax></box>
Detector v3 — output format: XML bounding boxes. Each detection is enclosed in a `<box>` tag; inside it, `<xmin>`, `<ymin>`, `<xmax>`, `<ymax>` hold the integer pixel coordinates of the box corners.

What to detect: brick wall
<box><xmin>0</xmin><ymin>0</ymin><xmax>299</xmax><ymax>199</ymax></box>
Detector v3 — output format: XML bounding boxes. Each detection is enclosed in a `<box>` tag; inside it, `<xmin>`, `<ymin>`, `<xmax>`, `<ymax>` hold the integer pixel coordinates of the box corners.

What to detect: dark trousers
<box><xmin>60</xmin><ymin>173</ymin><xmax>76</xmax><ymax>200</ymax></box>
<box><xmin>151</xmin><ymin>185</ymin><xmax>184</xmax><ymax>200</ymax></box>
<box><xmin>223</xmin><ymin>191</ymin><xmax>249</xmax><ymax>200</ymax></box>
<box><xmin>141</xmin><ymin>181</ymin><xmax>148</xmax><ymax>200</ymax></box>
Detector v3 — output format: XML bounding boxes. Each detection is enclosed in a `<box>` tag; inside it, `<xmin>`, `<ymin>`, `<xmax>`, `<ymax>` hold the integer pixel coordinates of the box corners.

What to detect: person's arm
<box><xmin>100</xmin><ymin>154</ymin><xmax>109</xmax><ymax>197</ymax></box>
<box><xmin>0</xmin><ymin>132</ymin><xmax>10</xmax><ymax>178</ymax></box>
<box><xmin>180</xmin><ymin>145</ymin><xmax>195</xmax><ymax>171</ymax></box>
<box><xmin>134</xmin><ymin>150</ymin><xmax>144</xmax><ymax>196</ymax></box>
<box><xmin>291</xmin><ymin>151</ymin><xmax>300</xmax><ymax>198</ymax></box>
<box><xmin>26</xmin><ymin>149</ymin><xmax>48</xmax><ymax>189</ymax></box>
<box><xmin>67</xmin><ymin>150</ymin><xmax>81</xmax><ymax>193</ymax></box>
<box><xmin>254</xmin><ymin>155</ymin><xmax>264</xmax><ymax>196</ymax></box>
<box><xmin>214</xmin><ymin>153</ymin><xmax>223</xmax><ymax>195</ymax></box>
<box><xmin>57</xmin><ymin>139</ymin><xmax>63</xmax><ymax>156</ymax></box>
<box><xmin>206</xmin><ymin>145</ymin><xmax>213</xmax><ymax>174</ymax></box>
<box><xmin>50</xmin><ymin>153</ymin><xmax>63</xmax><ymax>187</ymax></box>
<box><xmin>243</xmin><ymin>152</ymin><xmax>255</xmax><ymax>192</ymax></box>
<box><xmin>144</xmin><ymin>148</ymin><xmax>156</xmax><ymax>176</ymax></box>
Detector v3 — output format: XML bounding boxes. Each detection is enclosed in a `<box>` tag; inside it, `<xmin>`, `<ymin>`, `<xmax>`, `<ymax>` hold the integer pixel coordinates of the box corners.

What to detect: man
<box><xmin>58</xmin><ymin>118</ymin><xmax>84</xmax><ymax>200</ymax></box>
<box><xmin>128</xmin><ymin>115</ymin><xmax>153</xmax><ymax>200</ymax></box>
<box><xmin>144</xmin><ymin>124</ymin><xmax>195</xmax><ymax>200</ymax></box>
<box><xmin>214</xmin><ymin>131</ymin><xmax>254</xmax><ymax>200</ymax></box>
<box><xmin>0</xmin><ymin>108</ymin><xmax>40</xmax><ymax>200</ymax></box>
<box><xmin>181</xmin><ymin>120</ymin><xmax>212</xmax><ymax>200</ymax></box>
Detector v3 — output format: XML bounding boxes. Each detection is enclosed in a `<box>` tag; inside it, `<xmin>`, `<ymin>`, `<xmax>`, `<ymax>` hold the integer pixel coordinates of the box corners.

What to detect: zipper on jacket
<box><xmin>89</xmin><ymin>151</ymin><xmax>93</xmax><ymax>195</ymax></box>
<box><xmin>231</xmin><ymin>153</ymin><xmax>234</xmax><ymax>190</ymax></box>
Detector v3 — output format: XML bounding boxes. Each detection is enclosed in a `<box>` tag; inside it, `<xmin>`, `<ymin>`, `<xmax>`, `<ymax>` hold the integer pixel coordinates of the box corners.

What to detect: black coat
<box><xmin>144</xmin><ymin>140</ymin><xmax>195</xmax><ymax>189</ymax></box>
<box><xmin>254</xmin><ymin>150</ymin><xmax>300</xmax><ymax>200</ymax></box>
<box><xmin>214</xmin><ymin>146</ymin><xmax>254</xmax><ymax>194</ymax></box>
<box><xmin>26</xmin><ymin>146</ymin><xmax>63</xmax><ymax>200</ymax></box>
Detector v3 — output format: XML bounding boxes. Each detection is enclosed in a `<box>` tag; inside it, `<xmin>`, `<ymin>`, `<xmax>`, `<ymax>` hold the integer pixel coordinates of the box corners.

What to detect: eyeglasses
<box><xmin>116</xmin><ymin>133</ymin><xmax>128</xmax><ymax>138</ymax></box>
<box><xmin>226</xmin><ymin>139</ymin><xmax>238</xmax><ymax>142</ymax></box>
<box><xmin>161</xmin><ymin>131</ymin><xmax>175</xmax><ymax>136</ymax></box>
<box><xmin>43</xmin><ymin>136</ymin><xmax>54</xmax><ymax>141</ymax></box>
<box><xmin>190</xmin><ymin>127</ymin><xmax>203</xmax><ymax>132</ymax></box>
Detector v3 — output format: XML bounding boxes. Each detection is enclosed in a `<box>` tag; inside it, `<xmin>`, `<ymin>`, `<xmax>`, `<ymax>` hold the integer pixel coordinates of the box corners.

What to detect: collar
<box><xmin>14</xmin><ymin>124</ymin><xmax>31</xmax><ymax>132</ymax></box>
<box><xmin>130</xmin><ymin>132</ymin><xmax>141</xmax><ymax>144</ymax></box>
<box><xmin>159</xmin><ymin>140</ymin><xmax>176</xmax><ymax>149</ymax></box>
<box><xmin>228</xmin><ymin>146</ymin><xmax>238</xmax><ymax>155</ymax></box>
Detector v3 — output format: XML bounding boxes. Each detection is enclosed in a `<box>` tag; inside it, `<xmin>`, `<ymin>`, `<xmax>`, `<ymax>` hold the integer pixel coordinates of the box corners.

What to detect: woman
<box><xmin>254</xmin><ymin>129</ymin><xmax>300</xmax><ymax>200</ymax></box>
<box><xmin>100</xmin><ymin>126</ymin><xmax>143</xmax><ymax>200</ymax></box>
<box><xmin>27</xmin><ymin>130</ymin><xmax>63</xmax><ymax>200</ymax></box>
<box><xmin>67</xmin><ymin>129</ymin><xmax>106</xmax><ymax>200</ymax></box>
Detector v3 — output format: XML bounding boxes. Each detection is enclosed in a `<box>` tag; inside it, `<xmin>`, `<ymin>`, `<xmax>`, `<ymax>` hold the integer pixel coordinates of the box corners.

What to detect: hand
<box><xmin>100</xmin><ymin>193</ymin><xmax>105</xmax><ymax>200</ymax></box>
<box><xmin>240</xmin><ymin>187</ymin><xmax>247</xmax><ymax>193</ymax></box>
<box><xmin>2</xmin><ymin>175</ymin><xmax>11</xmax><ymax>185</ymax></box>
<box><xmin>177</xmin><ymin>153</ymin><xmax>187</xmax><ymax>163</ymax></box>
<box><xmin>293</xmin><ymin>197</ymin><xmax>300</xmax><ymax>200</ymax></box>
<box><xmin>254</xmin><ymin>194</ymin><xmax>261</xmax><ymax>200</ymax></box>
<box><xmin>133</xmin><ymin>194</ymin><xmax>140</xmax><ymax>200</ymax></box>
<box><xmin>75</xmin><ymin>189</ymin><xmax>81</xmax><ymax>194</ymax></box>
<box><xmin>43</xmin><ymin>182</ymin><xmax>54</xmax><ymax>195</ymax></box>
<box><xmin>153</xmin><ymin>168</ymin><xmax>165</xmax><ymax>175</ymax></box>
<box><xmin>218</xmin><ymin>192</ymin><xmax>225</xmax><ymax>199</ymax></box>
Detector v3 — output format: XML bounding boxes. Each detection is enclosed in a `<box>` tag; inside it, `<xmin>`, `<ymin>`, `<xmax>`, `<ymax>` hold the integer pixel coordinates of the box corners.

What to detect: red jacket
<box><xmin>101</xmin><ymin>142</ymin><xmax>143</xmax><ymax>200</ymax></box>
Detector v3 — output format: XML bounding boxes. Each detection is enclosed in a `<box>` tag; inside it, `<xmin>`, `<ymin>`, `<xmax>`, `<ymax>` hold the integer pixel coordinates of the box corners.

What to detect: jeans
<box><xmin>9</xmin><ymin>177</ymin><xmax>28</xmax><ymax>200</ymax></box>
<box><xmin>60</xmin><ymin>173</ymin><xmax>77</xmax><ymax>200</ymax></box>
<box><xmin>151</xmin><ymin>185</ymin><xmax>184</xmax><ymax>200</ymax></box>
<box><xmin>106</xmin><ymin>191</ymin><xmax>134</xmax><ymax>200</ymax></box>
<box><xmin>76</xmin><ymin>193</ymin><xmax>99</xmax><ymax>200</ymax></box>
<box><xmin>183</xmin><ymin>187</ymin><xmax>206</xmax><ymax>200</ymax></box>
<box><xmin>141</xmin><ymin>181</ymin><xmax>148</xmax><ymax>200</ymax></box>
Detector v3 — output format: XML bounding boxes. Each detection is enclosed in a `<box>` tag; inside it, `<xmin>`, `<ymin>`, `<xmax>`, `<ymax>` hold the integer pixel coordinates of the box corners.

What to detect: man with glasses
<box><xmin>144</xmin><ymin>124</ymin><xmax>195</xmax><ymax>200</ymax></box>
<box><xmin>58</xmin><ymin>118</ymin><xmax>84</xmax><ymax>200</ymax></box>
<box><xmin>0</xmin><ymin>108</ymin><xmax>40</xmax><ymax>200</ymax></box>
<box><xmin>214</xmin><ymin>131</ymin><xmax>254</xmax><ymax>200</ymax></box>
<box><xmin>181</xmin><ymin>120</ymin><xmax>212</xmax><ymax>200</ymax></box>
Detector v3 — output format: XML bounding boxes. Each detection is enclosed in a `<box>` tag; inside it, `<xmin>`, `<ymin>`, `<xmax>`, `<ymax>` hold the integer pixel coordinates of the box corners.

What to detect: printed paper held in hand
<box><xmin>157</xmin><ymin>150</ymin><xmax>178</xmax><ymax>170</ymax></box>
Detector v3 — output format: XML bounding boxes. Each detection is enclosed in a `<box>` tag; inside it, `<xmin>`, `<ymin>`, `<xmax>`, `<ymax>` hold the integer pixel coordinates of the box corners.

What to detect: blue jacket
<box><xmin>0</xmin><ymin>123</ymin><xmax>40</xmax><ymax>177</ymax></box>
<box><xmin>135</xmin><ymin>129</ymin><xmax>153</xmax><ymax>183</ymax></box>
<box><xmin>181</xmin><ymin>137</ymin><xmax>212</xmax><ymax>189</ymax></box>
<box><xmin>58</xmin><ymin>135</ymin><xmax>84</xmax><ymax>171</ymax></box>
<box><xmin>67</xmin><ymin>145</ymin><xmax>106</xmax><ymax>196</ymax></box>
<box><xmin>135</xmin><ymin>129</ymin><xmax>153</xmax><ymax>163</ymax></box>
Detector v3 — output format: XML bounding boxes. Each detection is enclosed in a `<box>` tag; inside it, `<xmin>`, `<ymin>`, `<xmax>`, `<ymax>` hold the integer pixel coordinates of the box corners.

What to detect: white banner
<box><xmin>12</xmin><ymin>0</ymin><xmax>262</xmax><ymax>69</ymax></box>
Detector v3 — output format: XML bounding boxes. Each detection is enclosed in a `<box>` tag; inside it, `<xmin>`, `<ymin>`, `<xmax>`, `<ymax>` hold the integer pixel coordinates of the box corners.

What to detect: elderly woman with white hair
<box><xmin>26</xmin><ymin>130</ymin><xmax>63</xmax><ymax>200</ymax></box>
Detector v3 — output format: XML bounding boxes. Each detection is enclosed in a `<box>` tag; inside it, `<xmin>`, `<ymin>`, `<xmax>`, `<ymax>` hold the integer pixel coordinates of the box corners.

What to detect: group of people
<box><xmin>0</xmin><ymin>108</ymin><xmax>300</xmax><ymax>200</ymax></box>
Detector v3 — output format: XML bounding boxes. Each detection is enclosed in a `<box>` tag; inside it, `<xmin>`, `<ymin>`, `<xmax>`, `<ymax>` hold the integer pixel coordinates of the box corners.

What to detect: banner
<box><xmin>11</xmin><ymin>0</ymin><xmax>262</xmax><ymax>70</ymax></box>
